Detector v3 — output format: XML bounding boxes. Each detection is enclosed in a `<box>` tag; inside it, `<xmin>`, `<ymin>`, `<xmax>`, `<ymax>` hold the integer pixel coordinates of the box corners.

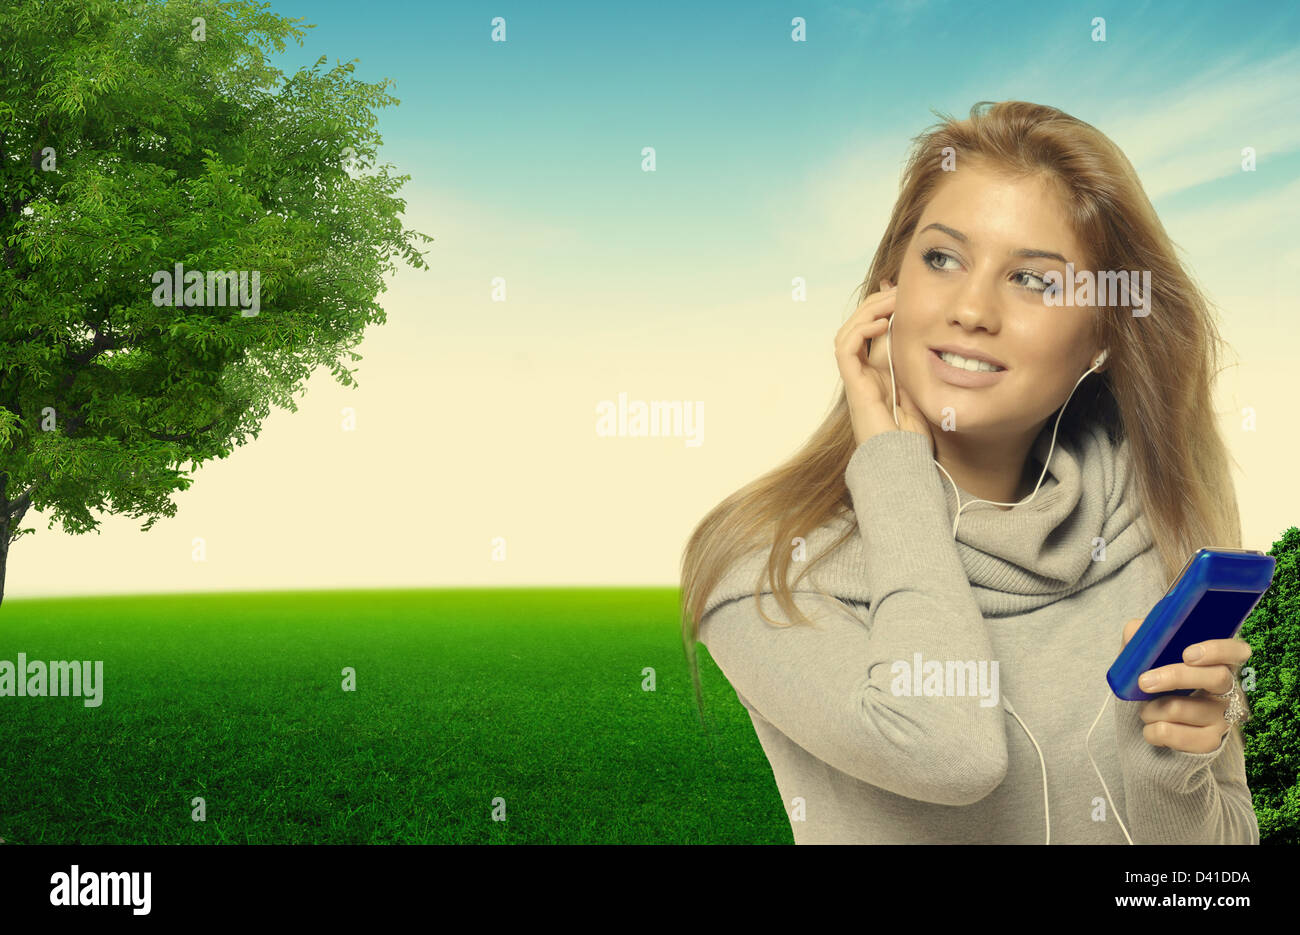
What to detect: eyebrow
<box><xmin>919</xmin><ymin>222</ymin><xmax>1069</xmax><ymax>264</ymax></box>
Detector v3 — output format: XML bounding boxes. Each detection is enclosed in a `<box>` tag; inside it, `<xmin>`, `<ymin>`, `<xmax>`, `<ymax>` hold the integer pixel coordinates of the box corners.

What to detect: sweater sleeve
<box><xmin>698</xmin><ymin>429</ymin><xmax>1009</xmax><ymax>806</ymax></box>
<box><xmin>1111</xmin><ymin>698</ymin><xmax>1260</xmax><ymax>843</ymax></box>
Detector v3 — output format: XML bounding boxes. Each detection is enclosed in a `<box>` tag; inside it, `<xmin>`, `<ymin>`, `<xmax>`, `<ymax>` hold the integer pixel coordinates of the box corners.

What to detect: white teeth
<box><xmin>938</xmin><ymin>351</ymin><xmax>1003</xmax><ymax>373</ymax></box>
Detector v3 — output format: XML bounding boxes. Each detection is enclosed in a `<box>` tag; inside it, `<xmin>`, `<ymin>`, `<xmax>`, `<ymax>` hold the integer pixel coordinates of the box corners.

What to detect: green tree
<box><xmin>1240</xmin><ymin>525</ymin><xmax>1300</xmax><ymax>844</ymax></box>
<box><xmin>0</xmin><ymin>0</ymin><xmax>430</xmax><ymax>604</ymax></box>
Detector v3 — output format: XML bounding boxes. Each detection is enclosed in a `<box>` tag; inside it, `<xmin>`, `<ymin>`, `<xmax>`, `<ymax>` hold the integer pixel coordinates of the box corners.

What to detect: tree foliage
<box><xmin>0</xmin><ymin>0</ymin><xmax>430</xmax><ymax>601</ymax></box>
<box><xmin>1240</xmin><ymin>525</ymin><xmax>1300</xmax><ymax>844</ymax></box>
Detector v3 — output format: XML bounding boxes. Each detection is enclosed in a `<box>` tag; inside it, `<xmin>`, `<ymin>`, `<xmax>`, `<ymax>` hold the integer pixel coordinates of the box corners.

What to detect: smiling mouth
<box><xmin>929</xmin><ymin>348</ymin><xmax>1007</xmax><ymax>373</ymax></box>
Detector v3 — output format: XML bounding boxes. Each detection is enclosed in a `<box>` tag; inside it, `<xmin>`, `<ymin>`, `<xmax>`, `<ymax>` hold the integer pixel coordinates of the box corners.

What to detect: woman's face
<box><xmin>868</xmin><ymin>162</ymin><xmax>1102</xmax><ymax>439</ymax></box>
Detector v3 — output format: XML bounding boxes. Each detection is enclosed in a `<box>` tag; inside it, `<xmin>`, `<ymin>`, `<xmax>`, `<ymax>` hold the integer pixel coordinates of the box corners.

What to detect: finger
<box><xmin>836</xmin><ymin>312</ymin><xmax>890</xmax><ymax>360</ymax></box>
<box><xmin>834</xmin><ymin>314</ymin><xmax>890</xmax><ymax>350</ymax></box>
<box><xmin>836</xmin><ymin>284</ymin><xmax>897</xmax><ymax>345</ymax></box>
<box><xmin>1141</xmin><ymin>718</ymin><xmax>1231</xmax><ymax>754</ymax></box>
<box><xmin>1182</xmin><ymin>636</ymin><xmax>1252</xmax><ymax>667</ymax></box>
<box><xmin>1119</xmin><ymin>617</ymin><xmax>1142</xmax><ymax>649</ymax></box>
<box><xmin>867</xmin><ymin>313</ymin><xmax>904</xmax><ymax>369</ymax></box>
<box><xmin>835</xmin><ymin>317</ymin><xmax>891</xmax><ymax>372</ymax></box>
<box><xmin>1139</xmin><ymin>694</ymin><xmax>1226</xmax><ymax>728</ymax></box>
<box><xmin>1138</xmin><ymin>661</ymin><xmax>1235</xmax><ymax>695</ymax></box>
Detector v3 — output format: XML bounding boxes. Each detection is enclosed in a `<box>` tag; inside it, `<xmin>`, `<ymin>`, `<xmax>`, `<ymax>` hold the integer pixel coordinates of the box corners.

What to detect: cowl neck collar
<box><xmin>702</xmin><ymin>420</ymin><xmax>1153</xmax><ymax>621</ymax></box>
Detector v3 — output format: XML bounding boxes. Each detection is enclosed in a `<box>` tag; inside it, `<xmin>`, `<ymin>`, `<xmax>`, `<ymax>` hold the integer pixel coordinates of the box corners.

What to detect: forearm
<box><xmin>1112</xmin><ymin>701</ymin><xmax>1259</xmax><ymax>844</ymax></box>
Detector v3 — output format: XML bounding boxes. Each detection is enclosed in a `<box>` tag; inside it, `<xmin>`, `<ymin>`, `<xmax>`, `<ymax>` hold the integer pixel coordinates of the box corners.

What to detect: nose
<box><xmin>948</xmin><ymin>272</ymin><xmax>1002</xmax><ymax>333</ymax></box>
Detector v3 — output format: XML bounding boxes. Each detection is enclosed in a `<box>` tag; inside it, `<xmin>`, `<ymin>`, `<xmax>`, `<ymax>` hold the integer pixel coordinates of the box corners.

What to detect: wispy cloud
<box><xmin>770</xmin><ymin>46</ymin><xmax>1300</xmax><ymax>282</ymax></box>
<box><xmin>1094</xmin><ymin>47</ymin><xmax>1300</xmax><ymax>201</ymax></box>
<box><xmin>827</xmin><ymin>0</ymin><xmax>935</xmax><ymax>35</ymax></box>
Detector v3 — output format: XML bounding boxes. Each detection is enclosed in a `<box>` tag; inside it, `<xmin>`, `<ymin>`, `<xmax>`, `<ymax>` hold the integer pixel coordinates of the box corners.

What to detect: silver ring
<box><xmin>1207</xmin><ymin>674</ymin><xmax>1249</xmax><ymax>726</ymax></box>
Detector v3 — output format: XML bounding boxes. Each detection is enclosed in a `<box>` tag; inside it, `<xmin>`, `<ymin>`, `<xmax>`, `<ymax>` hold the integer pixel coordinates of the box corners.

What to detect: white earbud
<box><xmin>1093</xmin><ymin>349</ymin><xmax>1109</xmax><ymax>370</ymax></box>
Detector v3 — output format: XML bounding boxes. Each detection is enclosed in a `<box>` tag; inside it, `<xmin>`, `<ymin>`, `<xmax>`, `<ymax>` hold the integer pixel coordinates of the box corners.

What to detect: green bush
<box><xmin>1240</xmin><ymin>526</ymin><xmax>1300</xmax><ymax>844</ymax></box>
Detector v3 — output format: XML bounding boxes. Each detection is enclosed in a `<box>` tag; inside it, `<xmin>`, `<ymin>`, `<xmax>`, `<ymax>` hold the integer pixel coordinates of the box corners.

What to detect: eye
<box><xmin>1012</xmin><ymin>269</ymin><xmax>1049</xmax><ymax>293</ymax></box>
<box><xmin>921</xmin><ymin>247</ymin><xmax>957</xmax><ymax>271</ymax></box>
<box><xmin>922</xmin><ymin>247</ymin><xmax>1051</xmax><ymax>293</ymax></box>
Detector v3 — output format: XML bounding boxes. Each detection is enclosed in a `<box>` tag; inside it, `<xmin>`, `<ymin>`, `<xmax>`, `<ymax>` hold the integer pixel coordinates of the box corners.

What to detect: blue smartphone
<box><xmin>1107</xmin><ymin>548</ymin><xmax>1275</xmax><ymax>701</ymax></box>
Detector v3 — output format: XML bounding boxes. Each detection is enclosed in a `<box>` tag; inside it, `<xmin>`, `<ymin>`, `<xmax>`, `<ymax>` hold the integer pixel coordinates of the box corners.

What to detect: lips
<box><xmin>927</xmin><ymin>347</ymin><xmax>1008</xmax><ymax>387</ymax></box>
<box><xmin>928</xmin><ymin>344</ymin><xmax>1009</xmax><ymax>370</ymax></box>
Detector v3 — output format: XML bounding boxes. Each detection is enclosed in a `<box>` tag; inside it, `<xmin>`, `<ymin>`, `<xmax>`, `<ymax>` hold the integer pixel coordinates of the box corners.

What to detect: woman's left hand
<box><xmin>1119</xmin><ymin>617</ymin><xmax>1251</xmax><ymax>754</ymax></box>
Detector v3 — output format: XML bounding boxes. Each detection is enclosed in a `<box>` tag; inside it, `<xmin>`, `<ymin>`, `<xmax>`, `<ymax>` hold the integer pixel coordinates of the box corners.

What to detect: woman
<box><xmin>678</xmin><ymin>100</ymin><xmax>1258</xmax><ymax>845</ymax></box>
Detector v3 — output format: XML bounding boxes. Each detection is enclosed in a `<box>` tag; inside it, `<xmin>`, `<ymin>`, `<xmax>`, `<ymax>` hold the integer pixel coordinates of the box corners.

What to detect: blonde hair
<box><xmin>680</xmin><ymin>100</ymin><xmax>1243</xmax><ymax>727</ymax></box>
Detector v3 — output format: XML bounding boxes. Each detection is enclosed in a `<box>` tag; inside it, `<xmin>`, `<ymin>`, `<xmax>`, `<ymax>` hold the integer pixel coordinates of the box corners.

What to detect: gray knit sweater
<box><xmin>698</xmin><ymin>422</ymin><xmax>1259</xmax><ymax>844</ymax></box>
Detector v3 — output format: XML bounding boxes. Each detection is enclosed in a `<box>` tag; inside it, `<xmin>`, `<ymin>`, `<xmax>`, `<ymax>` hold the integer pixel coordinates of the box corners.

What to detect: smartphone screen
<box><xmin>1148</xmin><ymin>588</ymin><xmax>1260</xmax><ymax>672</ymax></box>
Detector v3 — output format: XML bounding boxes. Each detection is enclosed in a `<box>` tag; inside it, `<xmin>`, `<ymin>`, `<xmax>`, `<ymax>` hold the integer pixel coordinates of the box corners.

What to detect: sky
<box><xmin>9</xmin><ymin>0</ymin><xmax>1300</xmax><ymax>598</ymax></box>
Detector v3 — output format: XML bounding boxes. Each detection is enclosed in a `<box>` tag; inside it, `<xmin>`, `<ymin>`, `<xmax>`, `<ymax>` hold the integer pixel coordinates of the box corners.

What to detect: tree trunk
<box><xmin>0</xmin><ymin>517</ymin><xmax>8</xmax><ymax>609</ymax></box>
<box><xmin>0</xmin><ymin>485</ymin><xmax>33</xmax><ymax>609</ymax></box>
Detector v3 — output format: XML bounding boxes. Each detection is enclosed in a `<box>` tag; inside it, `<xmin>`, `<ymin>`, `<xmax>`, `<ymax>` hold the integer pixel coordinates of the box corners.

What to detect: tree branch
<box><xmin>7</xmin><ymin>487</ymin><xmax>34</xmax><ymax>523</ymax></box>
<box><xmin>67</xmin><ymin>323</ymin><xmax>118</xmax><ymax>367</ymax></box>
<box><xmin>56</xmin><ymin>323</ymin><xmax>119</xmax><ymax>395</ymax></box>
<box><xmin>1</xmin><ymin>481</ymin><xmax>38</xmax><ymax>524</ymax></box>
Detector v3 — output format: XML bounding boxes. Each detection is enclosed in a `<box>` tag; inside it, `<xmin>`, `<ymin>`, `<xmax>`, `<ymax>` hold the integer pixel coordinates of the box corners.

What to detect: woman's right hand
<box><xmin>835</xmin><ymin>279</ymin><xmax>929</xmax><ymax>446</ymax></box>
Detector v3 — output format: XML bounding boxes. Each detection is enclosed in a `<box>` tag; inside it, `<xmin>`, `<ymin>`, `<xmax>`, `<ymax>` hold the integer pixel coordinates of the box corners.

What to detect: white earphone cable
<box><xmin>1086</xmin><ymin>692</ymin><xmax>1135</xmax><ymax>844</ymax></box>
<box><xmin>882</xmin><ymin>313</ymin><xmax>1130</xmax><ymax>844</ymax></box>
<box><xmin>886</xmin><ymin>314</ymin><xmax>1103</xmax><ymax>538</ymax></box>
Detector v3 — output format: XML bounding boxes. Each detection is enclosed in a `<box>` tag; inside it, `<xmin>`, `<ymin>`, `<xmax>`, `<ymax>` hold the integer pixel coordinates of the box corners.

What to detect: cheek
<box><xmin>866</xmin><ymin>314</ymin><xmax>925</xmax><ymax>388</ymax></box>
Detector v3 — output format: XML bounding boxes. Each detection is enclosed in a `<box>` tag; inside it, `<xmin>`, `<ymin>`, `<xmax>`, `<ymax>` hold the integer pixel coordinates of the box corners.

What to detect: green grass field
<box><xmin>0</xmin><ymin>588</ymin><xmax>788</xmax><ymax>844</ymax></box>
